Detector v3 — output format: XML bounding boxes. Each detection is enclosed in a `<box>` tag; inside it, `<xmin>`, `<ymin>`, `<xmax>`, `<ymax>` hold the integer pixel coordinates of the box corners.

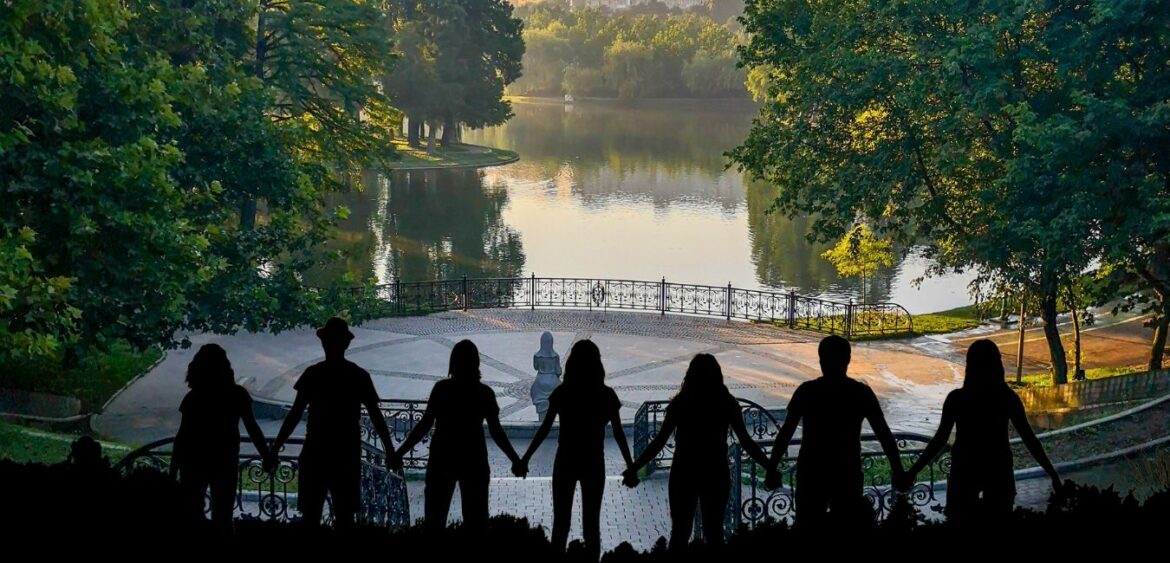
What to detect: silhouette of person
<box><xmin>396</xmin><ymin>339</ymin><xmax>523</xmax><ymax>534</ymax></box>
<box><xmin>171</xmin><ymin>343</ymin><xmax>270</xmax><ymax>533</ymax></box>
<box><xmin>530</xmin><ymin>331</ymin><xmax>561</xmax><ymax>421</ymax></box>
<box><xmin>764</xmin><ymin>335</ymin><xmax>904</xmax><ymax>530</ymax></box>
<box><xmin>268</xmin><ymin>317</ymin><xmax>401</xmax><ymax>529</ymax></box>
<box><xmin>621</xmin><ymin>353</ymin><xmax>772</xmax><ymax>550</ymax></box>
<box><xmin>517</xmin><ymin>339</ymin><xmax>634</xmax><ymax>562</ymax></box>
<box><xmin>896</xmin><ymin>339</ymin><xmax>1062</xmax><ymax>525</ymax></box>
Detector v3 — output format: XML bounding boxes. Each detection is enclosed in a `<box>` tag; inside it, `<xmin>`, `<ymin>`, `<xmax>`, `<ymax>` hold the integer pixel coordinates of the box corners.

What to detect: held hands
<box><xmin>511</xmin><ymin>457</ymin><xmax>529</xmax><ymax>479</ymax></box>
<box><xmin>621</xmin><ymin>468</ymin><xmax>640</xmax><ymax>489</ymax></box>
<box><xmin>385</xmin><ymin>450</ymin><xmax>404</xmax><ymax>472</ymax></box>
<box><xmin>261</xmin><ymin>451</ymin><xmax>279</xmax><ymax>474</ymax></box>
<box><xmin>763</xmin><ymin>467</ymin><xmax>784</xmax><ymax>490</ymax></box>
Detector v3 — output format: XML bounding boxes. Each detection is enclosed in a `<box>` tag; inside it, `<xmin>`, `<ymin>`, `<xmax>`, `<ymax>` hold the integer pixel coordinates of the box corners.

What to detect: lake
<box><xmin>325</xmin><ymin>99</ymin><xmax>973</xmax><ymax>314</ymax></box>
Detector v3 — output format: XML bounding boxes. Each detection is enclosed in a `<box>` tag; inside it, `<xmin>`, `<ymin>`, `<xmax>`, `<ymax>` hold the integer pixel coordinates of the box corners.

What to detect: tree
<box><xmin>731</xmin><ymin>0</ymin><xmax>1156</xmax><ymax>384</ymax></box>
<box><xmin>1</xmin><ymin>1</ymin><xmax>212</xmax><ymax>351</ymax></box>
<box><xmin>821</xmin><ymin>225</ymin><xmax>894</xmax><ymax>304</ymax></box>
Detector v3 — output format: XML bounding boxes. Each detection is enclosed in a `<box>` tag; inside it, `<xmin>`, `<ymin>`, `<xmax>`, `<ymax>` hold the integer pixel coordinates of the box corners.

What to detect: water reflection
<box><xmin>319</xmin><ymin>100</ymin><xmax>971</xmax><ymax>313</ymax></box>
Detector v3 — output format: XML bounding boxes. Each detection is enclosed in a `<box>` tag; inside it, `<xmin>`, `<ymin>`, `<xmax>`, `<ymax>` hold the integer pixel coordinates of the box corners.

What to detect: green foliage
<box><xmin>509</xmin><ymin>4</ymin><xmax>748</xmax><ymax>98</ymax></box>
<box><xmin>1</xmin><ymin>1</ymin><xmax>402</xmax><ymax>357</ymax></box>
<box><xmin>0</xmin><ymin>343</ymin><xmax>162</xmax><ymax>412</ymax></box>
<box><xmin>821</xmin><ymin>224</ymin><xmax>894</xmax><ymax>281</ymax></box>
<box><xmin>733</xmin><ymin>0</ymin><xmax>1170</xmax><ymax>383</ymax></box>
<box><xmin>385</xmin><ymin>0</ymin><xmax>525</xmax><ymax>143</ymax></box>
<box><xmin>0</xmin><ymin>422</ymin><xmax>130</xmax><ymax>464</ymax></box>
<box><xmin>0</xmin><ymin>228</ymin><xmax>81</xmax><ymax>362</ymax></box>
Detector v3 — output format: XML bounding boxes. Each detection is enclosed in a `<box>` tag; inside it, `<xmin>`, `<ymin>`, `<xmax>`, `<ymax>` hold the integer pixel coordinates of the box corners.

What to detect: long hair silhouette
<box><xmin>964</xmin><ymin>338</ymin><xmax>1007</xmax><ymax>391</ymax></box>
<box><xmin>900</xmin><ymin>339</ymin><xmax>1063</xmax><ymax>525</ymax></box>
<box><xmin>624</xmin><ymin>353</ymin><xmax>771</xmax><ymax>549</ymax></box>
<box><xmin>563</xmin><ymin>339</ymin><xmax>604</xmax><ymax>387</ymax></box>
<box><xmin>449</xmin><ymin>339</ymin><xmax>482</xmax><ymax>382</ymax></box>
<box><xmin>673</xmin><ymin>352</ymin><xmax>730</xmax><ymax>404</ymax></box>
<box><xmin>185</xmin><ymin>343</ymin><xmax>234</xmax><ymax>390</ymax></box>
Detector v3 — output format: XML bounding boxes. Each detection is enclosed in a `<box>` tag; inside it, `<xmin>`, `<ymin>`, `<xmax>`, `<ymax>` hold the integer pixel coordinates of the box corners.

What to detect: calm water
<box><xmin>324</xmin><ymin>100</ymin><xmax>972</xmax><ymax>314</ymax></box>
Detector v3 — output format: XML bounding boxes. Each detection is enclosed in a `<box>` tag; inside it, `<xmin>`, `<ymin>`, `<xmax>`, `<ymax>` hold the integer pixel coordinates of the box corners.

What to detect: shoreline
<box><xmin>385</xmin><ymin>141</ymin><xmax>519</xmax><ymax>172</ymax></box>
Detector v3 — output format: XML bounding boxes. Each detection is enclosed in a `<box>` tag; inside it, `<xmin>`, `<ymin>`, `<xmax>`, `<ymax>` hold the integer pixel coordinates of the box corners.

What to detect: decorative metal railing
<box><xmin>362</xmin><ymin>276</ymin><xmax>912</xmax><ymax>338</ymax></box>
<box><xmin>362</xmin><ymin>399</ymin><xmax>430</xmax><ymax>470</ymax></box>
<box><xmin>633</xmin><ymin>399</ymin><xmax>950</xmax><ymax>537</ymax></box>
<box><xmin>115</xmin><ymin>436</ymin><xmax>410</xmax><ymax>529</ymax></box>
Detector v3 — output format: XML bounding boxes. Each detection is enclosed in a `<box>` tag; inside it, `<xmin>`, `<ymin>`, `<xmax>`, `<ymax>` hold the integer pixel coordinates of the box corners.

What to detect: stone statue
<box><xmin>530</xmin><ymin>331</ymin><xmax>561</xmax><ymax>421</ymax></box>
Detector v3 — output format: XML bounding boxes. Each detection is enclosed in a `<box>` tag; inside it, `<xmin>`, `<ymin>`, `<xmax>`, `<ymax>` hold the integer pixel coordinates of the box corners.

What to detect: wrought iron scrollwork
<box><xmin>369</xmin><ymin>277</ymin><xmax>913</xmax><ymax>337</ymax></box>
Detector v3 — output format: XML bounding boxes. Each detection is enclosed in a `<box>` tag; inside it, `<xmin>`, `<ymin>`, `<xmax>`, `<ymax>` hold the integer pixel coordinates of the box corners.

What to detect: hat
<box><xmin>316</xmin><ymin>317</ymin><xmax>354</xmax><ymax>342</ymax></box>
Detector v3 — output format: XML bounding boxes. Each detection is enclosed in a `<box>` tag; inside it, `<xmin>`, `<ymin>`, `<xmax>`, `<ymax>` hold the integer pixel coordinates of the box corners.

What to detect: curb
<box><xmin>98</xmin><ymin>349</ymin><xmax>168</xmax><ymax>415</ymax></box>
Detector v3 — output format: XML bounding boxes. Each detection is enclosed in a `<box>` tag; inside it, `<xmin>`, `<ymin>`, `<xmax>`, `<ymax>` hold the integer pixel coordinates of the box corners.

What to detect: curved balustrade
<box><xmin>115</xmin><ymin>436</ymin><xmax>410</xmax><ymax>529</ymax></box>
<box><xmin>633</xmin><ymin>399</ymin><xmax>949</xmax><ymax>536</ymax></box>
<box><xmin>366</xmin><ymin>276</ymin><xmax>913</xmax><ymax>337</ymax></box>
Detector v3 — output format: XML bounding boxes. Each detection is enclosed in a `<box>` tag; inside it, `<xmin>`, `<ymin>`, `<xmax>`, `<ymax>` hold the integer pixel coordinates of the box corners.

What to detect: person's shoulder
<box><xmin>847</xmin><ymin>376</ymin><xmax>877</xmax><ymax>394</ymax></box>
<box><xmin>344</xmin><ymin>360</ymin><xmax>371</xmax><ymax>377</ymax></box>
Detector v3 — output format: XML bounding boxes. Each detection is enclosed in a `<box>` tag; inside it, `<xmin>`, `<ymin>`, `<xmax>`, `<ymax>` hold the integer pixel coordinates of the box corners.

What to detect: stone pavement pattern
<box><xmin>97</xmin><ymin>309</ymin><xmax>963</xmax><ymax>444</ymax></box>
<box><xmin>98</xmin><ymin>308</ymin><xmax>1072</xmax><ymax>552</ymax></box>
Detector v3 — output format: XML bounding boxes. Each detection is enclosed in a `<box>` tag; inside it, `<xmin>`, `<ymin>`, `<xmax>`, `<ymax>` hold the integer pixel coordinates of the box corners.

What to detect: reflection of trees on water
<box><xmin>470</xmin><ymin>101</ymin><xmax>753</xmax><ymax>210</ymax></box>
<box><xmin>746</xmin><ymin>181</ymin><xmax>894</xmax><ymax>303</ymax></box>
<box><xmin>313</xmin><ymin>169</ymin><xmax>525</xmax><ymax>284</ymax></box>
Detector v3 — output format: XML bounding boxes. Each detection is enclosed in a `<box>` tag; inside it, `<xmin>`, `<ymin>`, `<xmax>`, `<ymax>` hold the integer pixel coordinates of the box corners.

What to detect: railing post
<box><xmin>846</xmin><ymin>299</ymin><xmax>854</xmax><ymax>338</ymax></box>
<box><xmin>462</xmin><ymin>275</ymin><xmax>469</xmax><ymax>311</ymax></box>
<box><xmin>726</xmin><ymin>282</ymin><xmax>733</xmax><ymax>321</ymax></box>
<box><xmin>660</xmin><ymin>277</ymin><xmax>666</xmax><ymax>316</ymax></box>
<box><xmin>787</xmin><ymin>290</ymin><xmax>796</xmax><ymax>328</ymax></box>
<box><xmin>396</xmin><ymin>279</ymin><xmax>403</xmax><ymax>315</ymax></box>
<box><xmin>530</xmin><ymin>273</ymin><xmax>535</xmax><ymax>310</ymax></box>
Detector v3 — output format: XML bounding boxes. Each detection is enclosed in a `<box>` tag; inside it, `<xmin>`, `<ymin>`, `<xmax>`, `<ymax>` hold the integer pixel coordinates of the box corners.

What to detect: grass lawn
<box><xmin>907</xmin><ymin>304</ymin><xmax>983</xmax><ymax>336</ymax></box>
<box><xmin>0</xmin><ymin>342</ymin><xmax>162</xmax><ymax>412</ymax></box>
<box><xmin>0</xmin><ymin>422</ymin><xmax>131</xmax><ymax>465</ymax></box>
<box><xmin>387</xmin><ymin>139</ymin><xmax>517</xmax><ymax>170</ymax></box>
<box><xmin>1012</xmin><ymin>364</ymin><xmax>1147</xmax><ymax>389</ymax></box>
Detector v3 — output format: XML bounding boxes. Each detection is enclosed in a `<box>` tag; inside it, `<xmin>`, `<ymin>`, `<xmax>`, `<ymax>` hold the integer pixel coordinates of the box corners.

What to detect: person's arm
<box><xmin>271</xmin><ymin>392</ymin><xmax>307</xmax><ymax>457</ymax></box>
<box><xmin>769</xmin><ymin>389</ymin><xmax>804</xmax><ymax>469</ymax></box>
<box><xmin>395</xmin><ymin>405</ymin><xmax>435</xmax><ymax>459</ymax></box>
<box><xmin>362</xmin><ymin>394</ymin><xmax>401</xmax><ymax>471</ymax></box>
<box><xmin>488</xmin><ymin>414</ymin><xmax>521</xmax><ymax>465</ymax></box>
<box><xmin>611</xmin><ymin>408</ymin><xmax>634</xmax><ymax>469</ymax></box>
<box><xmin>731</xmin><ymin>410</ymin><xmax>772</xmax><ymax>469</ymax></box>
<box><xmin>865</xmin><ymin>389</ymin><xmax>905</xmax><ymax>485</ymax></box>
<box><xmin>522</xmin><ymin>403</ymin><xmax>557</xmax><ymax>462</ymax></box>
<box><xmin>241</xmin><ymin>400</ymin><xmax>270</xmax><ymax>460</ymax></box>
<box><xmin>1009</xmin><ymin>393</ymin><xmax>1062</xmax><ymax>490</ymax></box>
<box><xmin>627</xmin><ymin>411</ymin><xmax>677</xmax><ymax>473</ymax></box>
<box><xmin>170</xmin><ymin>418</ymin><xmax>188</xmax><ymax>478</ymax></box>
<box><xmin>902</xmin><ymin>394</ymin><xmax>956</xmax><ymax>488</ymax></box>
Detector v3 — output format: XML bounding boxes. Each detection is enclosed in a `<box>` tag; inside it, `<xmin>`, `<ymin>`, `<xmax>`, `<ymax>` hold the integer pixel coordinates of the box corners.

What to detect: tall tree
<box><xmin>731</xmin><ymin>0</ymin><xmax>1148</xmax><ymax>384</ymax></box>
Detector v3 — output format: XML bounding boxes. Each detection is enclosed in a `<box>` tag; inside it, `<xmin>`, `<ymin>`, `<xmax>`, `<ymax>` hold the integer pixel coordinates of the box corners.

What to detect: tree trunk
<box><xmin>1067</xmin><ymin>285</ymin><xmax>1083</xmax><ymax>380</ymax></box>
<box><xmin>1150</xmin><ymin>297</ymin><xmax>1169</xmax><ymax>371</ymax></box>
<box><xmin>426</xmin><ymin>119</ymin><xmax>439</xmax><ymax>155</ymax></box>
<box><xmin>1016</xmin><ymin>296</ymin><xmax>1026</xmax><ymax>385</ymax></box>
<box><xmin>243</xmin><ymin>8</ymin><xmax>269</xmax><ymax>231</ymax></box>
<box><xmin>440</xmin><ymin>117</ymin><xmax>457</xmax><ymax>146</ymax></box>
<box><xmin>407</xmin><ymin>115</ymin><xmax>421</xmax><ymax>147</ymax></box>
<box><xmin>1040</xmin><ymin>282</ymin><xmax>1069</xmax><ymax>385</ymax></box>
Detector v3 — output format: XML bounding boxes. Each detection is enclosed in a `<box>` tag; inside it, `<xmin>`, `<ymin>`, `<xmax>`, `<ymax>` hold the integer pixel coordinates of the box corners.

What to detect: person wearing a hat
<box><xmin>268</xmin><ymin>317</ymin><xmax>402</xmax><ymax>528</ymax></box>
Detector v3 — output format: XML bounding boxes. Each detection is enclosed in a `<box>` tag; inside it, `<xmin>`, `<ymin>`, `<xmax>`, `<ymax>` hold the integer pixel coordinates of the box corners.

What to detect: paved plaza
<box><xmin>96</xmin><ymin>308</ymin><xmax>966</xmax><ymax>443</ymax></box>
<box><xmin>96</xmin><ymin>308</ymin><xmax>1060</xmax><ymax>551</ymax></box>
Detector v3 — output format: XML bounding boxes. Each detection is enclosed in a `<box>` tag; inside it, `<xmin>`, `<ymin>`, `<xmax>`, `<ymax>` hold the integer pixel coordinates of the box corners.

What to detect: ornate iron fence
<box><xmin>633</xmin><ymin>399</ymin><xmax>950</xmax><ymax>537</ymax></box>
<box><xmin>115</xmin><ymin>436</ymin><xmax>410</xmax><ymax>529</ymax></box>
<box><xmin>367</xmin><ymin>276</ymin><xmax>913</xmax><ymax>337</ymax></box>
<box><xmin>363</xmin><ymin>399</ymin><xmax>431</xmax><ymax>469</ymax></box>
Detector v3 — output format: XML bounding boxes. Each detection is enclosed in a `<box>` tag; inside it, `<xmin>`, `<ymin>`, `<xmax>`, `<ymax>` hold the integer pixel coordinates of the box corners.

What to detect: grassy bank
<box><xmin>0</xmin><ymin>343</ymin><xmax>162</xmax><ymax>412</ymax></box>
<box><xmin>1013</xmin><ymin>364</ymin><xmax>1146</xmax><ymax>389</ymax></box>
<box><xmin>387</xmin><ymin>140</ymin><xmax>517</xmax><ymax>170</ymax></box>
<box><xmin>906</xmin><ymin>304</ymin><xmax>983</xmax><ymax>336</ymax></box>
<box><xmin>0</xmin><ymin>422</ymin><xmax>130</xmax><ymax>464</ymax></box>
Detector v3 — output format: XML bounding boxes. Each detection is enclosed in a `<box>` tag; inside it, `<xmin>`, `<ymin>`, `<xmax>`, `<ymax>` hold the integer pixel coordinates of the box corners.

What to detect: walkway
<box><xmin>95</xmin><ymin>308</ymin><xmax>963</xmax><ymax>444</ymax></box>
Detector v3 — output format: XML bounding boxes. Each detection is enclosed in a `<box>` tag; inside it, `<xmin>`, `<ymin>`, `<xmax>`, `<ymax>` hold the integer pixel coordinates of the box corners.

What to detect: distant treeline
<box><xmin>509</xmin><ymin>0</ymin><xmax>753</xmax><ymax>99</ymax></box>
